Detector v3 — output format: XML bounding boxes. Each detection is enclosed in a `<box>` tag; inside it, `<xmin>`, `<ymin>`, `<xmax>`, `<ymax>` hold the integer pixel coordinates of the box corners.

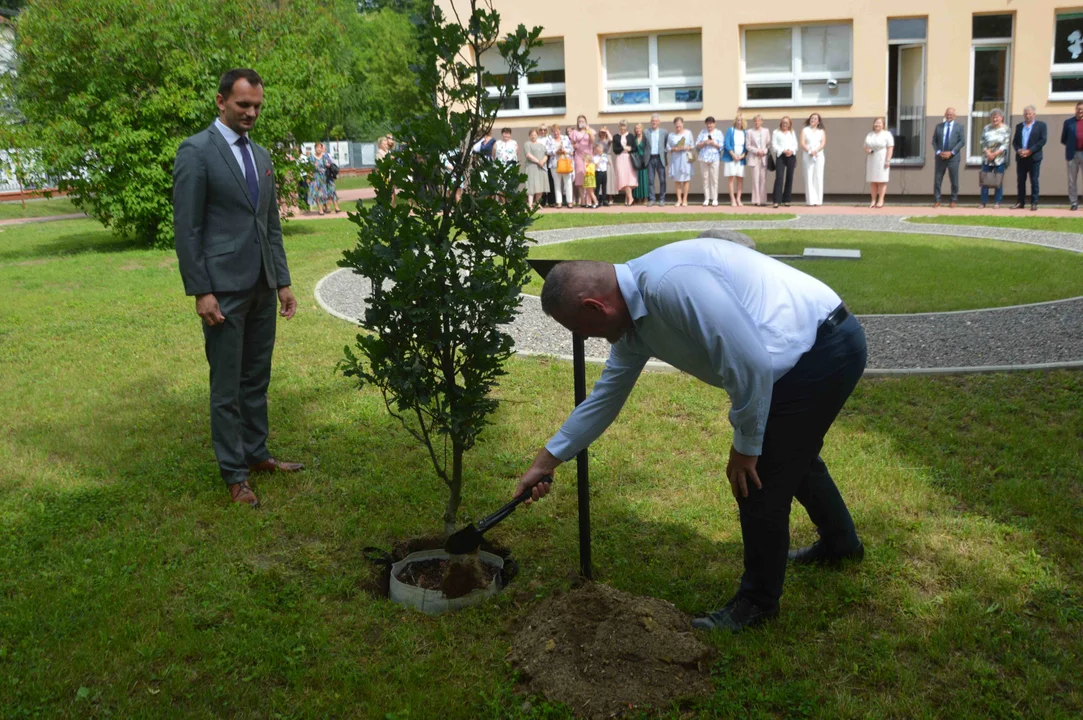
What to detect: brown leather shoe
<box><xmin>949</xmin><ymin>201</ymin><xmax>956</xmax><ymax>208</ymax></box>
<box><xmin>249</xmin><ymin>457</ymin><xmax>305</xmax><ymax>473</ymax></box>
<box><xmin>229</xmin><ymin>481</ymin><xmax>260</xmax><ymax>508</ymax></box>
<box><xmin>933</xmin><ymin>201</ymin><xmax>940</xmax><ymax>208</ymax></box>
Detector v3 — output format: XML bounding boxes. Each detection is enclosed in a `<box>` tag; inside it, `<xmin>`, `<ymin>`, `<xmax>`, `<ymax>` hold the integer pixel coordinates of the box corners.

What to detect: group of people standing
<box><xmin>488</xmin><ymin>103</ymin><xmax>1083</xmax><ymax>209</ymax></box>
<box><xmin>496</xmin><ymin>112</ymin><xmax>833</xmax><ymax>210</ymax></box>
<box><xmin>286</xmin><ymin>142</ymin><xmax>341</xmax><ymax>215</ymax></box>
<box><xmin>935</xmin><ymin>103</ymin><xmax>1083</xmax><ymax>212</ymax></box>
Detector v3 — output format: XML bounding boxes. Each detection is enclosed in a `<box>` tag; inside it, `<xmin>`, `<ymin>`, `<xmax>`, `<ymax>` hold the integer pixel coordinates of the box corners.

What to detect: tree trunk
<box><xmin>443</xmin><ymin>442</ymin><xmax>464</xmax><ymax>537</ymax></box>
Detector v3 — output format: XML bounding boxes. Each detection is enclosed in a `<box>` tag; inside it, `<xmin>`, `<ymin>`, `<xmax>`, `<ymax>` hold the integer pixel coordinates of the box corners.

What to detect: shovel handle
<box><xmin>476</xmin><ymin>475</ymin><xmax>553</xmax><ymax>534</ymax></box>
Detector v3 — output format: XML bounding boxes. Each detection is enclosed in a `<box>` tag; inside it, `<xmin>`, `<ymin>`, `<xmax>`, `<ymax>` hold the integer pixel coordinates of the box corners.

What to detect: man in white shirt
<box><xmin>645</xmin><ymin>113</ymin><xmax>670</xmax><ymax>206</ymax></box>
<box><xmin>514</xmin><ymin>234</ymin><xmax>866</xmax><ymax>632</ymax></box>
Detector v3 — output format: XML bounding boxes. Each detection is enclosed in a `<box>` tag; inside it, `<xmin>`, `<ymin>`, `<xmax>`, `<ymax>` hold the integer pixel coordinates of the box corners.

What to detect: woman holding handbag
<box><xmin>666</xmin><ymin>116</ymin><xmax>695</xmax><ymax>207</ymax></box>
<box><xmin>979</xmin><ymin>109</ymin><xmax>1010</xmax><ymax>209</ymax></box>
<box><xmin>549</xmin><ymin>123</ymin><xmax>574</xmax><ymax>208</ymax></box>
<box><xmin>771</xmin><ymin>116</ymin><xmax>798</xmax><ymax>208</ymax></box>
<box><xmin>611</xmin><ymin>120</ymin><xmax>639</xmax><ymax>207</ymax></box>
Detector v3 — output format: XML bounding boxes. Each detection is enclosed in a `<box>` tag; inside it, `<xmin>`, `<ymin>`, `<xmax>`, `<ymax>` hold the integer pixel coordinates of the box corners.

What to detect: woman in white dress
<box><xmin>864</xmin><ymin>117</ymin><xmax>894</xmax><ymax>208</ymax></box>
<box><xmin>723</xmin><ymin>113</ymin><xmax>747</xmax><ymax>207</ymax></box>
<box><xmin>666</xmin><ymin>116</ymin><xmax>694</xmax><ymax>207</ymax></box>
<box><xmin>800</xmin><ymin>113</ymin><xmax>827</xmax><ymax>206</ymax></box>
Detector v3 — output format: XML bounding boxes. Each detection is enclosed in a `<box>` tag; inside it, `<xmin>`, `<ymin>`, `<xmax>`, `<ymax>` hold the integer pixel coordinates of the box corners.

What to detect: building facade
<box><xmin>438</xmin><ymin>0</ymin><xmax>1083</xmax><ymax>200</ymax></box>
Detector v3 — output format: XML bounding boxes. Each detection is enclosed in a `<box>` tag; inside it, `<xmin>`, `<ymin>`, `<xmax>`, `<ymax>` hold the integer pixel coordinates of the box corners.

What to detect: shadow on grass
<box><xmin>0</xmin><ymin>228</ymin><xmax>143</xmax><ymax>262</ymax></box>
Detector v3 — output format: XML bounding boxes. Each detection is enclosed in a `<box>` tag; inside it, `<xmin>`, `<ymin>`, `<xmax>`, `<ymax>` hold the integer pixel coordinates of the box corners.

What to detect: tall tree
<box><xmin>13</xmin><ymin>0</ymin><xmax>358</xmax><ymax>247</ymax></box>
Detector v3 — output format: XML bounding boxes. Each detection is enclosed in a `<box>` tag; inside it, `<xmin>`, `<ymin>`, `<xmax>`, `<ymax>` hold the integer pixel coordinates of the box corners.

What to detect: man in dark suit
<box><xmin>1060</xmin><ymin>101</ymin><xmax>1083</xmax><ymax>211</ymax></box>
<box><xmin>173</xmin><ymin>68</ymin><xmax>303</xmax><ymax>508</ymax></box>
<box><xmin>1012</xmin><ymin>105</ymin><xmax>1047</xmax><ymax>211</ymax></box>
<box><xmin>931</xmin><ymin>107</ymin><xmax>965</xmax><ymax>208</ymax></box>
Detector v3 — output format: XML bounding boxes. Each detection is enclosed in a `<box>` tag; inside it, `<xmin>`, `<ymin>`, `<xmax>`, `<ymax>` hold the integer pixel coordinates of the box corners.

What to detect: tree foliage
<box><xmin>13</xmin><ymin>0</ymin><xmax>360</xmax><ymax>247</ymax></box>
<box><xmin>345</xmin><ymin>7</ymin><xmax>425</xmax><ymax>139</ymax></box>
<box><xmin>339</xmin><ymin>0</ymin><xmax>541</xmax><ymax>534</ymax></box>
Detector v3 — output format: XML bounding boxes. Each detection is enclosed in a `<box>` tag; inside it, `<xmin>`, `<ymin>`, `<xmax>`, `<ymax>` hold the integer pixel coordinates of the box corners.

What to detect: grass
<box><xmin>523</xmin><ymin>229</ymin><xmax>1083</xmax><ymax>313</ymax></box>
<box><xmin>0</xmin><ymin>196</ymin><xmax>80</xmax><ymax>220</ymax></box>
<box><xmin>333</xmin><ymin>173</ymin><xmax>371</xmax><ymax>191</ymax></box>
<box><xmin>907</xmin><ymin>215</ymin><xmax>1083</xmax><ymax>234</ymax></box>
<box><xmin>529</xmin><ymin>211</ymin><xmax>794</xmax><ymax>231</ymax></box>
<box><xmin>1</xmin><ymin>217</ymin><xmax>1082</xmax><ymax>718</ymax></box>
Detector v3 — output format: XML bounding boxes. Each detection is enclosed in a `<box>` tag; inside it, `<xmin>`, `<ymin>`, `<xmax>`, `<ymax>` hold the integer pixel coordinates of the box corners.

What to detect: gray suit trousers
<box><xmin>203</xmin><ymin>280</ymin><xmax>277</xmax><ymax>484</ymax></box>
<box><xmin>933</xmin><ymin>156</ymin><xmax>960</xmax><ymax>203</ymax></box>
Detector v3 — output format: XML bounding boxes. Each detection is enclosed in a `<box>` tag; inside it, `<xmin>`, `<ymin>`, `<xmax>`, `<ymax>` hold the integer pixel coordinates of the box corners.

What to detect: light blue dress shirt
<box><xmin>545</xmin><ymin>239</ymin><xmax>843</xmax><ymax>460</ymax></box>
<box><xmin>214</xmin><ymin>118</ymin><xmax>249</xmax><ymax>179</ymax></box>
<box><xmin>1022</xmin><ymin>122</ymin><xmax>1034</xmax><ymax>150</ymax></box>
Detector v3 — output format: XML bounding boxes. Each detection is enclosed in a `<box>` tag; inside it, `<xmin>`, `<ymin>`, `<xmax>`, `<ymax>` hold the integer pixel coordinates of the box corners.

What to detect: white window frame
<box><xmin>601</xmin><ymin>31</ymin><xmax>703</xmax><ymax>113</ymax></box>
<box><xmin>741</xmin><ymin>22</ymin><xmax>854</xmax><ymax>108</ymax></box>
<box><xmin>1049</xmin><ymin>11</ymin><xmax>1083</xmax><ymax>101</ymax></box>
<box><xmin>484</xmin><ymin>39</ymin><xmax>567</xmax><ymax>118</ymax></box>
<box><xmin>886</xmin><ymin>19</ymin><xmax>928</xmax><ymax>166</ymax></box>
<box><xmin>967</xmin><ymin>18</ymin><xmax>1013</xmax><ymax>165</ymax></box>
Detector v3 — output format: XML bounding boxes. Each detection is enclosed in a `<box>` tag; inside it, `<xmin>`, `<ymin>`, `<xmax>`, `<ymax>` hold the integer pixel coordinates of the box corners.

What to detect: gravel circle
<box><xmin>315</xmin><ymin>216</ymin><xmax>1083</xmax><ymax>373</ymax></box>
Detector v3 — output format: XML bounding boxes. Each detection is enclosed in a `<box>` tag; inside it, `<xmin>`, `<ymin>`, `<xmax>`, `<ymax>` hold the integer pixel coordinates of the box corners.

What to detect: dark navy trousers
<box><xmin>736</xmin><ymin>313</ymin><xmax>866</xmax><ymax>610</ymax></box>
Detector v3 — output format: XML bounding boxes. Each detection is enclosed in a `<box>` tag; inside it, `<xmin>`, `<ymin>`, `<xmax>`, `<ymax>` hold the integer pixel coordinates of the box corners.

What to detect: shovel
<box><xmin>445</xmin><ymin>475</ymin><xmax>553</xmax><ymax>555</ymax></box>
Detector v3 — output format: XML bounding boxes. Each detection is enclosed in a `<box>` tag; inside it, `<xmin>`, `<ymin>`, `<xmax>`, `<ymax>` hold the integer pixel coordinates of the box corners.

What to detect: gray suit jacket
<box><xmin>173</xmin><ymin>122</ymin><xmax>291</xmax><ymax>296</ymax></box>
<box><xmin>931</xmin><ymin>120</ymin><xmax>966</xmax><ymax>160</ymax></box>
<box><xmin>645</xmin><ymin>126</ymin><xmax>670</xmax><ymax>165</ymax></box>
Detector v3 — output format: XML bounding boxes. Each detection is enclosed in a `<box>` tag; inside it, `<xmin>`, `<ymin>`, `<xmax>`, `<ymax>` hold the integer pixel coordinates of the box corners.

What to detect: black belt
<box><xmin>817</xmin><ymin>304</ymin><xmax>850</xmax><ymax>338</ymax></box>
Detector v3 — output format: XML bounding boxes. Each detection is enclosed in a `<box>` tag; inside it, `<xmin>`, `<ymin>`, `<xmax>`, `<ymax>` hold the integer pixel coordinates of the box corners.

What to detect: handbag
<box><xmin>556</xmin><ymin>155</ymin><xmax>573</xmax><ymax>175</ymax></box>
<box><xmin>631</xmin><ymin>151</ymin><xmax>645</xmax><ymax>170</ymax></box>
<box><xmin>979</xmin><ymin>169</ymin><xmax>1003</xmax><ymax>188</ymax></box>
<box><xmin>766</xmin><ymin>149</ymin><xmax>776</xmax><ymax>172</ymax></box>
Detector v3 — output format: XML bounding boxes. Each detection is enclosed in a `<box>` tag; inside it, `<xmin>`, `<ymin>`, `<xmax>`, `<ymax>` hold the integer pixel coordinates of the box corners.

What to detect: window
<box><xmin>1051</xmin><ymin>12</ymin><xmax>1083</xmax><ymax>100</ymax></box>
<box><xmin>602</xmin><ymin>32</ymin><xmax>703</xmax><ymax>111</ymax></box>
<box><xmin>742</xmin><ymin>23</ymin><xmax>853</xmax><ymax>107</ymax></box>
<box><xmin>481</xmin><ymin>39</ymin><xmax>566</xmax><ymax>117</ymax></box>
<box><xmin>887</xmin><ymin>18</ymin><xmax>927</xmax><ymax>163</ymax></box>
<box><xmin>968</xmin><ymin>15</ymin><xmax>1013</xmax><ymax>161</ymax></box>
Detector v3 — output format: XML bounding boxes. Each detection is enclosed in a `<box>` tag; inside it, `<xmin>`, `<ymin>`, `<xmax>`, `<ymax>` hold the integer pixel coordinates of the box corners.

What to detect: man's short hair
<box><xmin>219</xmin><ymin>68</ymin><xmax>264</xmax><ymax>98</ymax></box>
<box><xmin>1024</xmin><ymin>105</ymin><xmax>1037</xmax><ymax>113</ymax></box>
<box><xmin>540</xmin><ymin>260</ymin><xmax>610</xmax><ymax>318</ymax></box>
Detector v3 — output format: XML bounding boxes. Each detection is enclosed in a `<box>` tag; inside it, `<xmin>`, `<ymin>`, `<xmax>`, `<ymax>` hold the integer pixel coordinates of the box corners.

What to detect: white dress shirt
<box><xmin>649</xmin><ymin>128</ymin><xmax>661</xmax><ymax>155</ymax></box>
<box><xmin>545</xmin><ymin>239</ymin><xmax>842</xmax><ymax>460</ymax></box>
<box><xmin>771</xmin><ymin>129</ymin><xmax>798</xmax><ymax>156</ymax></box>
<box><xmin>214</xmin><ymin>118</ymin><xmax>249</xmax><ymax>179</ymax></box>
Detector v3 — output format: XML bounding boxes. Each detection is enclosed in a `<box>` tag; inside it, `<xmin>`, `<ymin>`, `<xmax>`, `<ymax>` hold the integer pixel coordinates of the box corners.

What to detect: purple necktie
<box><xmin>236</xmin><ymin>136</ymin><xmax>259</xmax><ymax>207</ymax></box>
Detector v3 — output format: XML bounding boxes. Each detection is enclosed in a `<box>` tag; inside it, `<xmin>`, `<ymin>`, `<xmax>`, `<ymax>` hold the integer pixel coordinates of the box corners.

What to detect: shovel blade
<box><xmin>445</xmin><ymin>524</ymin><xmax>484</xmax><ymax>555</ymax></box>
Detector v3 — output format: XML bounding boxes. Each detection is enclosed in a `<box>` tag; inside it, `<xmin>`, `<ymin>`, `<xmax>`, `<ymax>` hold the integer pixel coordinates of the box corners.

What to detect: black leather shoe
<box><xmin>692</xmin><ymin>595</ymin><xmax>778</xmax><ymax>633</ymax></box>
<box><xmin>1072</xmin><ymin>204</ymin><xmax>1078</xmax><ymax>211</ymax></box>
<box><xmin>1031</xmin><ymin>203</ymin><xmax>1038</xmax><ymax>212</ymax></box>
<box><xmin>1012</xmin><ymin>203</ymin><xmax>1025</xmax><ymax>209</ymax></box>
<box><xmin>788</xmin><ymin>539</ymin><xmax>865</xmax><ymax>568</ymax></box>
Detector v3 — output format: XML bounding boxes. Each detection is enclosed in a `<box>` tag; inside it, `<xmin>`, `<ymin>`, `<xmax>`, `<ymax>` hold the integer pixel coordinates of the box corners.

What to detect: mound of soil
<box><xmin>509</xmin><ymin>583</ymin><xmax>715</xmax><ymax>718</ymax></box>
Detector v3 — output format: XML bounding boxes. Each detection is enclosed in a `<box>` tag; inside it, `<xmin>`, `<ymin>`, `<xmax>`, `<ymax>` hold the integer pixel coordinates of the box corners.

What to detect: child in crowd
<box><xmin>592</xmin><ymin>142</ymin><xmax>609</xmax><ymax>207</ymax></box>
<box><xmin>583</xmin><ymin>155</ymin><xmax>598</xmax><ymax>208</ymax></box>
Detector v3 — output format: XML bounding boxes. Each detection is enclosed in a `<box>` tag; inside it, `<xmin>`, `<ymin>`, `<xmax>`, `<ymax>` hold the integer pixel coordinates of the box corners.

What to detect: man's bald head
<box><xmin>540</xmin><ymin>261</ymin><xmax>631</xmax><ymax>342</ymax></box>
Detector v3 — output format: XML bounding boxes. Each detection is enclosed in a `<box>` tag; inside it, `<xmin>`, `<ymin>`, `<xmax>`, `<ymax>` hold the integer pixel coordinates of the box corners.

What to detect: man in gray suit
<box><xmin>173</xmin><ymin>68</ymin><xmax>303</xmax><ymax>509</ymax></box>
<box><xmin>931</xmin><ymin>107</ymin><xmax>966</xmax><ymax>208</ymax></box>
<box><xmin>644</xmin><ymin>113</ymin><xmax>669</xmax><ymax>206</ymax></box>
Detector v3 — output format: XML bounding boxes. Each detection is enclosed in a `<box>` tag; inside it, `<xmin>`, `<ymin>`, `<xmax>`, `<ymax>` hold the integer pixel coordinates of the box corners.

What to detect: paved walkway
<box><xmin>316</xmin><ymin>214</ymin><xmax>1083</xmax><ymax>375</ymax></box>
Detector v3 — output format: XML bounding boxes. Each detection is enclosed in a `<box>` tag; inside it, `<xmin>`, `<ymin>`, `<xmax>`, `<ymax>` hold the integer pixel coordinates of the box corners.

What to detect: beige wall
<box><xmin>437</xmin><ymin>0</ymin><xmax>1083</xmax><ymax>198</ymax></box>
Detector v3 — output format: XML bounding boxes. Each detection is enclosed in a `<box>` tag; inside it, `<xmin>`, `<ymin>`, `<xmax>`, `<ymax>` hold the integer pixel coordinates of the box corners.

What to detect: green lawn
<box><xmin>524</xmin><ymin>230</ymin><xmax>1083</xmax><ymax>313</ymax></box>
<box><xmin>529</xmin><ymin>211</ymin><xmax>795</xmax><ymax>231</ymax></box>
<box><xmin>333</xmin><ymin>173</ymin><xmax>371</xmax><ymax>191</ymax></box>
<box><xmin>907</xmin><ymin>215</ymin><xmax>1083</xmax><ymax>234</ymax></box>
<box><xmin>0</xmin><ymin>196</ymin><xmax>80</xmax><ymax>220</ymax></box>
<box><xmin>1</xmin><ymin>218</ymin><xmax>1081</xmax><ymax>718</ymax></box>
